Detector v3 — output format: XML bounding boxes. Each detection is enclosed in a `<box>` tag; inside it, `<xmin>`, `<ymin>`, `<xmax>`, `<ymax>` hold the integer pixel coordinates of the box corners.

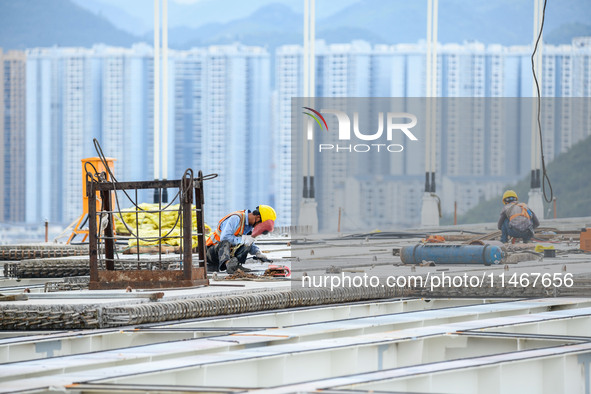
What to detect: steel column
<box><xmin>182</xmin><ymin>175</ymin><xmax>193</xmax><ymax>280</ymax></box>
<box><xmin>195</xmin><ymin>171</ymin><xmax>207</xmax><ymax>270</ymax></box>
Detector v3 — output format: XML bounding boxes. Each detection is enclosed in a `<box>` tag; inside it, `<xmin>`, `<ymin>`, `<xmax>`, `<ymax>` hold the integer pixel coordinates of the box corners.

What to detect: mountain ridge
<box><xmin>448</xmin><ymin>134</ymin><xmax>591</xmax><ymax>225</ymax></box>
<box><xmin>2</xmin><ymin>0</ymin><xmax>590</xmax><ymax>51</ymax></box>
<box><xmin>0</xmin><ymin>0</ymin><xmax>138</xmax><ymax>49</ymax></box>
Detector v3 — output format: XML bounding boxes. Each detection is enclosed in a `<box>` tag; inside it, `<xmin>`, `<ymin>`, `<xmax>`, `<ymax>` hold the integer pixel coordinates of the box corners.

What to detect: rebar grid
<box><xmin>86</xmin><ymin>169</ymin><xmax>212</xmax><ymax>289</ymax></box>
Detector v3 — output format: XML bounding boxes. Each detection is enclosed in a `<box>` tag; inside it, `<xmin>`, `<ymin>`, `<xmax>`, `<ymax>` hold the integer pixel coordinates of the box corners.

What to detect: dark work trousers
<box><xmin>206</xmin><ymin>240</ymin><xmax>249</xmax><ymax>272</ymax></box>
<box><xmin>500</xmin><ymin>219</ymin><xmax>534</xmax><ymax>243</ymax></box>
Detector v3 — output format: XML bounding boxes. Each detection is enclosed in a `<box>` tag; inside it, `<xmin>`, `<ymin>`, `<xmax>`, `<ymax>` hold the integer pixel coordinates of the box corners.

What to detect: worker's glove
<box><xmin>256</xmin><ymin>251</ymin><xmax>271</xmax><ymax>262</ymax></box>
<box><xmin>242</xmin><ymin>235</ymin><xmax>255</xmax><ymax>247</ymax></box>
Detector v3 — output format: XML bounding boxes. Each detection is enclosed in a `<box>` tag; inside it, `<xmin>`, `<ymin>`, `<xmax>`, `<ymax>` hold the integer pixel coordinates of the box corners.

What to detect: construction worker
<box><xmin>497</xmin><ymin>190</ymin><xmax>540</xmax><ymax>243</ymax></box>
<box><xmin>206</xmin><ymin>205</ymin><xmax>276</xmax><ymax>274</ymax></box>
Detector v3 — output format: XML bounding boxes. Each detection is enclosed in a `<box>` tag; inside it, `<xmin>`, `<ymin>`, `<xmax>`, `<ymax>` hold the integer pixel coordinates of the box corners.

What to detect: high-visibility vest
<box><xmin>206</xmin><ymin>210</ymin><xmax>247</xmax><ymax>247</ymax></box>
<box><xmin>509</xmin><ymin>203</ymin><xmax>532</xmax><ymax>222</ymax></box>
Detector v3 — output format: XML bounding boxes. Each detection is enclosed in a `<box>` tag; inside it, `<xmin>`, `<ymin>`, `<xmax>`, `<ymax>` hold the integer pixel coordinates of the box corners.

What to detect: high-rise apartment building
<box><xmin>275</xmin><ymin>45</ymin><xmax>302</xmax><ymax>227</ymax></box>
<box><xmin>171</xmin><ymin>45</ymin><xmax>272</xmax><ymax>223</ymax></box>
<box><xmin>173</xmin><ymin>49</ymin><xmax>205</xmax><ymax>179</ymax></box>
<box><xmin>200</xmin><ymin>45</ymin><xmax>271</xmax><ymax>224</ymax></box>
<box><xmin>0</xmin><ymin>49</ymin><xmax>26</xmax><ymax>223</ymax></box>
<box><xmin>276</xmin><ymin>39</ymin><xmax>591</xmax><ymax>231</ymax></box>
<box><xmin>12</xmin><ymin>38</ymin><xmax>591</xmax><ymax>230</ymax></box>
<box><xmin>24</xmin><ymin>44</ymin><xmax>270</xmax><ymax>226</ymax></box>
<box><xmin>25</xmin><ymin>46</ymin><xmax>151</xmax><ymax>224</ymax></box>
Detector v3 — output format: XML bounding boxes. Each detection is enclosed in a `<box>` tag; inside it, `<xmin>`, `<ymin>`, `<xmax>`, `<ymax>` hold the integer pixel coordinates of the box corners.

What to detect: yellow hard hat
<box><xmin>502</xmin><ymin>190</ymin><xmax>518</xmax><ymax>204</ymax></box>
<box><xmin>256</xmin><ymin>205</ymin><xmax>277</xmax><ymax>222</ymax></box>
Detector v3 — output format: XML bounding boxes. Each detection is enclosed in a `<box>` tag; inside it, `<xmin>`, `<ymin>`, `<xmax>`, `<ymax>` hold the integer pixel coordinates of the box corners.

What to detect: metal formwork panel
<box><xmin>2</xmin><ymin>299</ymin><xmax>591</xmax><ymax>393</ymax></box>
<box><xmin>0</xmin><ymin>299</ymin><xmax>498</xmax><ymax>364</ymax></box>
<box><xmin>327</xmin><ymin>345</ymin><xmax>588</xmax><ymax>394</ymax></box>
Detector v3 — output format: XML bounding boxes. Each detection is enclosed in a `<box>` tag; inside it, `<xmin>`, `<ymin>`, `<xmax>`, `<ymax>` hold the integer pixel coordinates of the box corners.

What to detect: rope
<box><xmin>87</xmin><ymin>139</ymin><xmax>217</xmax><ymax>245</ymax></box>
<box><xmin>91</xmin><ymin>139</ymin><xmax>183</xmax><ymax>243</ymax></box>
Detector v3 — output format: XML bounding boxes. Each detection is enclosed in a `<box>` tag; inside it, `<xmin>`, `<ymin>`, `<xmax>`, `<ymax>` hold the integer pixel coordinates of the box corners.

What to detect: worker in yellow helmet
<box><xmin>497</xmin><ymin>190</ymin><xmax>539</xmax><ymax>243</ymax></box>
<box><xmin>206</xmin><ymin>205</ymin><xmax>276</xmax><ymax>274</ymax></box>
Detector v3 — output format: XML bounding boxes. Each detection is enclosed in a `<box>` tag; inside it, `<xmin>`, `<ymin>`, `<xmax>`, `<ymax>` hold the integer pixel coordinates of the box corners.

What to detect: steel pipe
<box><xmin>400</xmin><ymin>244</ymin><xmax>504</xmax><ymax>266</ymax></box>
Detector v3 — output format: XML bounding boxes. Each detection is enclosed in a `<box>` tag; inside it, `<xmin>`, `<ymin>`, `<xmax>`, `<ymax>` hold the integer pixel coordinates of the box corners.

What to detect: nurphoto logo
<box><xmin>303</xmin><ymin>107</ymin><xmax>419</xmax><ymax>153</ymax></box>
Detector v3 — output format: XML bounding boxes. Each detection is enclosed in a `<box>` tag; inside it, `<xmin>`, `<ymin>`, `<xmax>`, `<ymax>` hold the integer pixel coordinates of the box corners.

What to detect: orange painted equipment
<box><xmin>264</xmin><ymin>265</ymin><xmax>291</xmax><ymax>277</ymax></box>
<box><xmin>581</xmin><ymin>228</ymin><xmax>591</xmax><ymax>252</ymax></box>
<box><xmin>423</xmin><ymin>235</ymin><xmax>445</xmax><ymax>243</ymax></box>
<box><xmin>81</xmin><ymin>157</ymin><xmax>116</xmax><ymax>214</ymax></box>
<box><xmin>67</xmin><ymin>157</ymin><xmax>116</xmax><ymax>244</ymax></box>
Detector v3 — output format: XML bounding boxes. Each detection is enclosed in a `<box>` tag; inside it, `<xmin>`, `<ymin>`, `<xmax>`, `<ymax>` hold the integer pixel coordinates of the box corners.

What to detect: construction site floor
<box><xmin>0</xmin><ymin>216</ymin><xmax>589</xmax><ymax>329</ymax></box>
<box><xmin>0</xmin><ymin>217</ymin><xmax>590</xmax><ymax>393</ymax></box>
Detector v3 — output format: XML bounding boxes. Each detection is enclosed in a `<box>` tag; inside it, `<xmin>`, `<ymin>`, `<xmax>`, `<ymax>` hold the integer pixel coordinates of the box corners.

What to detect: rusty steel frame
<box><xmin>88</xmin><ymin>171</ymin><xmax>209</xmax><ymax>290</ymax></box>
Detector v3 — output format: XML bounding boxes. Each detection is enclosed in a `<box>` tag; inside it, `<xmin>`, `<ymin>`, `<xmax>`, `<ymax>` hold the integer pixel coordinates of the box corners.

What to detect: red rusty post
<box><xmin>88</xmin><ymin>180</ymin><xmax>98</xmax><ymax>283</ymax></box>
<box><xmin>195</xmin><ymin>171</ymin><xmax>207</xmax><ymax>270</ymax></box>
<box><xmin>182</xmin><ymin>175</ymin><xmax>193</xmax><ymax>280</ymax></box>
